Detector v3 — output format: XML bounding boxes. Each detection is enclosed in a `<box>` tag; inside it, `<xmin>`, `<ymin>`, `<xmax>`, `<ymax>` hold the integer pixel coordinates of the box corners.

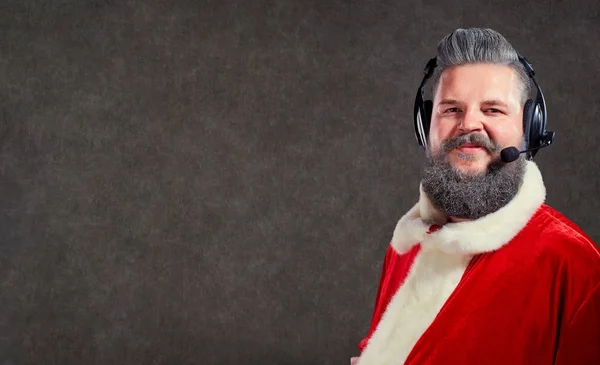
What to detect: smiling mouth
<box><xmin>456</xmin><ymin>144</ymin><xmax>487</xmax><ymax>153</ymax></box>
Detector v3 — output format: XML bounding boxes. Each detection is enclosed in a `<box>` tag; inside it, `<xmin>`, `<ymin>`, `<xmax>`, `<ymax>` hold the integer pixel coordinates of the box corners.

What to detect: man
<box><xmin>351</xmin><ymin>28</ymin><xmax>600</xmax><ymax>365</ymax></box>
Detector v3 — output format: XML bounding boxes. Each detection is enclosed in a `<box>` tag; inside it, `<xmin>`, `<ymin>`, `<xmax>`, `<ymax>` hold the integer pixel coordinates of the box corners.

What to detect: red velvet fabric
<box><xmin>358</xmin><ymin>204</ymin><xmax>600</xmax><ymax>364</ymax></box>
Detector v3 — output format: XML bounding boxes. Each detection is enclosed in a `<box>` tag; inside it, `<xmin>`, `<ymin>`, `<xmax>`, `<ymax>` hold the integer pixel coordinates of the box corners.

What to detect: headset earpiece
<box><xmin>413</xmin><ymin>90</ymin><xmax>430</xmax><ymax>148</ymax></box>
<box><xmin>413</xmin><ymin>58</ymin><xmax>437</xmax><ymax>149</ymax></box>
<box><xmin>522</xmin><ymin>99</ymin><xmax>535</xmax><ymax>152</ymax></box>
<box><xmin>518</xmin><ymin>54</ymin><xmax>552</xmax><ymax>159</ymax></box>
<box><xmin>423</xmin><ymin>99</ymin><xmax>433</xmax><ymax>135</ymax></box>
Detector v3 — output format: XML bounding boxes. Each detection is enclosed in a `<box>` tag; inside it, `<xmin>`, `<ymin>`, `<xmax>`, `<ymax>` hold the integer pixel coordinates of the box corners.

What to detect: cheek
<box><xmin>486</xmin><ymin>121</ymin><xmax>524</xmax><ymax>146</ymax></box>
<box><xmin>429</xmin><ymin>121</ymin><xmax>454</xmax><ymax>146</ymax></box>
<box><xmin>427</xmin><ymin>125</ymin><xmax>454</xmax><ymax>157</ymax></box>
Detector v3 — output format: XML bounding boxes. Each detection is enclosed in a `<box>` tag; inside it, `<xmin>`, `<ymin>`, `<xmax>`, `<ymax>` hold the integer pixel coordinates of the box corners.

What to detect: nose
<box><xmin>458</xmin><ymin>109</ymin><xmax>484</xmax><ymax>134</ymax></box>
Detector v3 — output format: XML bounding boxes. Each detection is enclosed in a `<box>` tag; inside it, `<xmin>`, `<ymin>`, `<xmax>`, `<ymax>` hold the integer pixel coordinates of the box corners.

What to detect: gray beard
<box><xmin>420</xmin><ymin>134</ymin><xmax>526</xmax><ymax>220</ymax></box>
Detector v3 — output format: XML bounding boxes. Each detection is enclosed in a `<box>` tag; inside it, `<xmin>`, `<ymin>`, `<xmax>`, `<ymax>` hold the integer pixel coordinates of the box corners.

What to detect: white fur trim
<box><xmin>391</xmin><ymin>160</ymin><xmax>546</xmax><ymax>255</ymax></box>
<box><xmin>357</xmin><ymin>248</ymin><xmax>472</xmax><ymax>365</ymax></box>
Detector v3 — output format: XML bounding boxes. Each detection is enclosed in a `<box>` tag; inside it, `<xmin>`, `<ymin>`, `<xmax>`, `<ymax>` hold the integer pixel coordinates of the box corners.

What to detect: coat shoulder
<box><xmin>526</xmin><ymin>204</ymin><xmax>600</xmax><ymax>280</ymax></box>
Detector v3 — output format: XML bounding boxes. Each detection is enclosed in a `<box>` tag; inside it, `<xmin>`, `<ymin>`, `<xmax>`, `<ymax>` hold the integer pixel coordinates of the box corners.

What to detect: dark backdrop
<box><xmin>1</xmin><ymin>0</ymin><xmax>598</xmax><ymax>364</ymax></box>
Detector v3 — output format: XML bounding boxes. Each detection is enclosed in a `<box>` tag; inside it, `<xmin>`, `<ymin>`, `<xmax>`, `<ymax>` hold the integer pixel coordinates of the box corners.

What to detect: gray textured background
<box><xmin>1</xmin><ymin>0</ymin><xmax>599</xmax><ymax>364</ymax></box>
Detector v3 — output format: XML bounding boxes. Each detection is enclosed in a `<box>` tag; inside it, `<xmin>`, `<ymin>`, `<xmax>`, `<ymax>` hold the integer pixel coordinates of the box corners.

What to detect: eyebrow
<box><xmin>481</xmin><ymin>100</ymin><xmax>509</xmax><ymax>108</ymax></box>
<box><xmin>437</xmin><ymin>99</ymin><xmax>509</xmax><ymax>108</ymax></box>
<box><xmin>438</xmin><ymin>99</ymin><xmax>460</xmax><ymax>106</ymax></box>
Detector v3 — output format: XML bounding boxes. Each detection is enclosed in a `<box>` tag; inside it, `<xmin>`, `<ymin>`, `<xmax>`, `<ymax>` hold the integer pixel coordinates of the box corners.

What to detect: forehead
<box><xmin>434</xmin><ymin>63</ymin><xmax>521</xmax><ymax>104</ymax></box>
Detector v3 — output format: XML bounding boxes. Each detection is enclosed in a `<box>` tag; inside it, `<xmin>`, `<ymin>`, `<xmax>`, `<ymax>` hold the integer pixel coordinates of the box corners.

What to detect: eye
<box><xmin>444</xmin><ymin>107</ymin><xmax>460</xmax><ymax>113</ymax></box>
<box><xmin>486</xmin><ymin>108</ymin><xmax>503</xmax><ymax>114</ymax></box>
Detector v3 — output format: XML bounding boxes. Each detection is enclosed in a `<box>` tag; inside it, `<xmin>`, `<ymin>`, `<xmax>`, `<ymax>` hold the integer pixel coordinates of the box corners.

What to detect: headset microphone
<box><xmin>500</xmin><ymin>132</ymin><xmax>556</xmax><ymax>163</ymax></box>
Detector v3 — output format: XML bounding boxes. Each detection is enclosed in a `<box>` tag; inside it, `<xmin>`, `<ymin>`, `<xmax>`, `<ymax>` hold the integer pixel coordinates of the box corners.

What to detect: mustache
<box><xmin>440</xmin><ymin>133</ymin><xmax>502</xmax><ymax>154</ymax></box>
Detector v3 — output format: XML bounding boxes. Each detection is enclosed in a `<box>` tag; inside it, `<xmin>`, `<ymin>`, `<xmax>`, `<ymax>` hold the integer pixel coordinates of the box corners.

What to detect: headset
<box><xmin>413</xmin><ymin>55</ymin><xmax>555</xmax><ymax>160</ymax></box>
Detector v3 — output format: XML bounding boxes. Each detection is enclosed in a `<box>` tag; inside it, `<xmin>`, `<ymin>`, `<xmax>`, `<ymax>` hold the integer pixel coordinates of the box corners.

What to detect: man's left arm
<box><xmin>554</xmin><ymin>283</ymin><xmax>600</xmax><ymax>364</ymax></box>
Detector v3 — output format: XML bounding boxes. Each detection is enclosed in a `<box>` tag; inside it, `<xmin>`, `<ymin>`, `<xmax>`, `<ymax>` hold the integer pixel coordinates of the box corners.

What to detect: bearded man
<box><xmin>351</xmin><ymin>28</ymin><xmax>600</xmax><ymax>365</ymax></box>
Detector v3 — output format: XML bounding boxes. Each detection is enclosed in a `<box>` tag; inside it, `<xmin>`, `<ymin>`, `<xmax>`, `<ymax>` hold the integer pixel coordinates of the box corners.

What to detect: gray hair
<box><xmin>431</xmin><ymin>28</ymin><xmax>531</xmax><ymax>105</ymax></box>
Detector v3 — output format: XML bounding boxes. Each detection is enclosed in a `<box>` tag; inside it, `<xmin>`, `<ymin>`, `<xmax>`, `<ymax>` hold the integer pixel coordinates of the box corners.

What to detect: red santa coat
<box><xmin>356</xmin><ymin>161</ymin><xmax>600</xmax><ymax>365</ymax></box>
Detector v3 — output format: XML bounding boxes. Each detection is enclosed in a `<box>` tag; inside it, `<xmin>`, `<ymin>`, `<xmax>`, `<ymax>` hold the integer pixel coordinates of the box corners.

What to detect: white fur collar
<box><xmin>391</xmin><ymin>160</ymin><xmax>546</xmax><ymax>255</ymax></box>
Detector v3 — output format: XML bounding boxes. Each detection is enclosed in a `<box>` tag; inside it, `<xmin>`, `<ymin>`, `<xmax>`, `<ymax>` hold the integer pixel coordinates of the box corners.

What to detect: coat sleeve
<box><xmin>554</xmin><ymin>282</ymin><xmax>600</xmax><ymax>364</ymax></box>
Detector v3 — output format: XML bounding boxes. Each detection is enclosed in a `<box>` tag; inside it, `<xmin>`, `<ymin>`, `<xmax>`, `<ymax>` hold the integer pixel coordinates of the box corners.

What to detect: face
<box><xmin>420</xmin><ymin>63</ymin><xmax>528</xmax><ymax>220</ymax></box>
<box><xmin>428</xmin><ymin>63</ymin><xmax>524</xmax><ymax>175</ymax></box>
